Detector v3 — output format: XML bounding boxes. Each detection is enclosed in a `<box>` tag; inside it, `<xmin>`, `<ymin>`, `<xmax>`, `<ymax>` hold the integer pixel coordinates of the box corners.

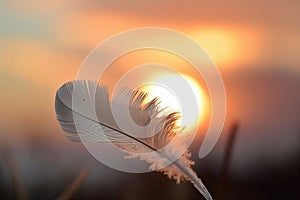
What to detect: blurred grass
<box><xmin>0</xmin><ymin>121</ymin><xmax>299</xmax><ymax>200</ymax></box>
<box><xmin>1</xmin><ymin>145</ymin><xmax>29</xmax><ymax>200</ymax></box>
<box><xmin>54</xmin><ymin>169</ymin><xmax>88</xmax><ymax>200</ymax></box>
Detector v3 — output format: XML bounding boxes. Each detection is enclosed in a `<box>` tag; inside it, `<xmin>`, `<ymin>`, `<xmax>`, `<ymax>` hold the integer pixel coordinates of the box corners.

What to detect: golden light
<box><xmin>182</xmin><ymin>74</ymin><xmax>206</xmax><ymax>121</ymax></box>
<box><xmin>140</xmin><ymin>74</ymin><xmax>206</xmax><ymax>131</ymax></box>
<box><xmin>188</xmin><ymin>27</ymin><xmax>260</xmax><ymax>67</ymax></box>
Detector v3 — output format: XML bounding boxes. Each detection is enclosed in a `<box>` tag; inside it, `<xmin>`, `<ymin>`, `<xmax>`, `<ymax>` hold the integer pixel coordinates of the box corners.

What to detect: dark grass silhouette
<box><xmin>0</xmin><ymin>121</ymin><xmax>299</xmax><ymax>200</ymax></box>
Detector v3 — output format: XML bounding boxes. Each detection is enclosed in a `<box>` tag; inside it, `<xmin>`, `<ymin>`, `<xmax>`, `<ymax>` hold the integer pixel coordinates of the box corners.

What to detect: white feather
<box><xmin>55</xmin><ymin>80</ymin><xmax>213</xmax><ymax>200</ymax></box>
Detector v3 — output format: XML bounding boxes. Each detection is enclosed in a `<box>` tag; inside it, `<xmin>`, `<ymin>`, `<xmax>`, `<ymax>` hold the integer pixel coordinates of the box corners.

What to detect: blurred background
<box><xmin>0</xmin><ymin>0</ymin><xmax>299</xmax><ymax>199</ymax></box>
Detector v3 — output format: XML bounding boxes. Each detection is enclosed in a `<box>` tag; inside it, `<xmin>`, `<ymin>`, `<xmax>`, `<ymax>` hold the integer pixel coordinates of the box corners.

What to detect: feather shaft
<box><xmin>55</xmin><ymin>80</ymin><xmax>213</xmax><ymax>200</ymax></box>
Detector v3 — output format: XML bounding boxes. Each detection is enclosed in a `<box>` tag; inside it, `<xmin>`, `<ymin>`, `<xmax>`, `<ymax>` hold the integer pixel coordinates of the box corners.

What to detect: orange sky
<box><xmin>0</xmin><ymin>0</ymin><xmax>299</xmax><ymax>114</ymax></box>
<box><xmin>1</xmin><ymin>0</ymin><xmax>299</xmax><ymax>85</ymax></box>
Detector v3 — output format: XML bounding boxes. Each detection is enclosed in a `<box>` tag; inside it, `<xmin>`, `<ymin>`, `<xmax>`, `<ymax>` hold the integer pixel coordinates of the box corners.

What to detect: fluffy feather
<box><xmin>55</xmin><ymin>80</ymin><xmax>213</xmax><ymax>200</ymax></box>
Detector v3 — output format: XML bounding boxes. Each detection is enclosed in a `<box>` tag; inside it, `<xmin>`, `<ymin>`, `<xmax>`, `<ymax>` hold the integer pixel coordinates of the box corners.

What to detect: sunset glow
<box><xmin>188</xmin><ymin>28</ymin><xmax>260</xmax><ymax>67</ymax></box>
<box><xmin>140</xmin><ymin>74</ymin><xmax>206</xmax><ymax>131</ymax></box>
<box><xmin>1</xmin><ymin>1</ymin><xmax>299</xmax><ymax>199</ymax></box>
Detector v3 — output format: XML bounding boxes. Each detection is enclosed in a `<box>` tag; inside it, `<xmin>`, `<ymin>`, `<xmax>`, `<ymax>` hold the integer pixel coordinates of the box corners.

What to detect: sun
<box><xmin>140</xmin><ymin>74</ymin><xmax>206</xmax><ymax>131</ymax></box>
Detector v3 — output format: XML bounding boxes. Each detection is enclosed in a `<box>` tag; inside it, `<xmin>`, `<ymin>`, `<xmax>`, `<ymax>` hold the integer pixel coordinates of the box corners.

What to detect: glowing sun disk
<box><xmin>140</xmin><ymin>74</ymin><xmax>206</xmax><ymax>131</ymax></box>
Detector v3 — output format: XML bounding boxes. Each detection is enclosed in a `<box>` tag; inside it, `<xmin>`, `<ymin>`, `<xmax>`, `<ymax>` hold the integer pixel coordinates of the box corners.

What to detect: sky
<box><xmin>0</xmin><ymin>0</ymin><xmax>300</xmax><ymax>177</ymax></box>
